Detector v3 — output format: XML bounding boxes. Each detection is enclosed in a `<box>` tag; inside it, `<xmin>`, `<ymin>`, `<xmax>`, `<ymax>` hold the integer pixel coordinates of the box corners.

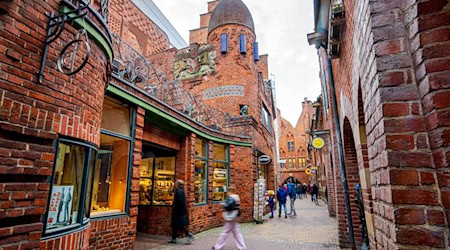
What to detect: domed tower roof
<box><xmin>208</xmin><ymin>0</ymin><xmax>255</xmax><ymax>34</ymax></box>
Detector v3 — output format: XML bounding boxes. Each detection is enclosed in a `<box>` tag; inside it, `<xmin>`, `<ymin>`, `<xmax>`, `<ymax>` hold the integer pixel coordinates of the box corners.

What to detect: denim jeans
<box><xmin>289</xmin><ymin>198</ymin><xmax>296</xmax><ymax>216</ymax></box>
<box><xmin>278</xmin><ymin>203</ymin><xmax>287</xmax><ymax>216</ymax></box>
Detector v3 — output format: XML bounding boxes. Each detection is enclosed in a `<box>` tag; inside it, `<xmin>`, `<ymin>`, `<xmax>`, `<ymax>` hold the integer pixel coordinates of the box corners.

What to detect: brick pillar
<box><xmin>402</xmin><ymin>0</ymin><xmax>450</xmax><ymax>247</ymax></box>
<box><xmin>366</xmin><ymin>0</ymin><xmax>448</xmax><ymax>248</ymax></box>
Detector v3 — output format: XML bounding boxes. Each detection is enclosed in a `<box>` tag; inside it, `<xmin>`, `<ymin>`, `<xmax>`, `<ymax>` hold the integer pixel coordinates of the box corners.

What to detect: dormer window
<box><xmin>239</xmin><ymin>34</ymin><xmax>247</xmax><ymax>55</ymax></box>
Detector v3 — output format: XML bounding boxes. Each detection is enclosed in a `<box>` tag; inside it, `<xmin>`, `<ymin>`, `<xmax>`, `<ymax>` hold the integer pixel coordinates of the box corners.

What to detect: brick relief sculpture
<box><xmin>174</xmin><ymin>44</ymin><xmax>216</xmax><ymax>80</ymax></box>
<box><xmin>203</xmin><ymin>85</ymin><xmax>244</xmax><ymax>100</ymax></box>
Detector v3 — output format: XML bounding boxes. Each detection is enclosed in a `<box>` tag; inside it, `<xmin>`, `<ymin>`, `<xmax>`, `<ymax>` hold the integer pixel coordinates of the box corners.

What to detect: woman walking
<box><xmin>212</xmin><ymin>185</ymin><xmax>247</xmax><ymax>250</ymax></box>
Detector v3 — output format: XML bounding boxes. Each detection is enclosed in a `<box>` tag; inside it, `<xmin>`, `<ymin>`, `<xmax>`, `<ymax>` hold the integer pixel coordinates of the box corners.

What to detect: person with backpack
<box><xmin>276</xmin><ymin>184</ymin><xmax>288</xmax><ymax>218</ymax></box>
<box><xmin>287</xmin><ymin>181</ymin><xmax>297</xmax><ymax>217</ymax></box>
<box><xmin>212</xmin><ymin>184</ymin><xmax>247</xmax><ymax>250</ymax></box>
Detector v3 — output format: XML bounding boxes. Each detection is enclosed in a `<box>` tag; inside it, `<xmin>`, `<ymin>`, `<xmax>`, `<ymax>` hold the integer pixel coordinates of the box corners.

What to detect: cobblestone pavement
<box><xmin>135</xmin><ymin>197</ymin><xmax>339</xmax><ymax>250</ymax></box>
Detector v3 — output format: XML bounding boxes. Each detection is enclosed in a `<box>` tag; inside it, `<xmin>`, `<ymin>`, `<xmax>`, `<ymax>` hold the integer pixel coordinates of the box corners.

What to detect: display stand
<box><xmin>253</xmin><ymin>178</ymin><xmax>266</xmax><ymax>224</ymax></box>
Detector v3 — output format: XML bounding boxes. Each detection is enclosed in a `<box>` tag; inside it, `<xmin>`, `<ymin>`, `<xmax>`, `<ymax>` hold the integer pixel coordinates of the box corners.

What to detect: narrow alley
<box><xmin>135</xmin><ymin>198</ymin><xmax>339</xmax><ymax>250</ymax></box>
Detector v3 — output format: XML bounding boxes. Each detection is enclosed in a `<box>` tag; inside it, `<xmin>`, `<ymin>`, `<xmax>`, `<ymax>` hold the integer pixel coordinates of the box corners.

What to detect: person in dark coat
<box><xmin>276</xmin><ymin>185</ymin><xmax>288</xmax><ymax>218</ymax></box>
<box><xmin>168</xmin><ymin>180</ymin><xmax>194</xmax><ymax>244</ymax></box>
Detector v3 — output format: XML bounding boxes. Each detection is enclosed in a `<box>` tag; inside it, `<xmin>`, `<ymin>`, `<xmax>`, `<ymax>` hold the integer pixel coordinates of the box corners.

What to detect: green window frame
<box><xmin>194</xmin><ymin>137</ymin><xmax>208</xmax><ymax>205</ymax></box>
<box><xmin>212</xmin><ymin>143</ymin><xmax>229</xmax><ymax>203</ymax></box>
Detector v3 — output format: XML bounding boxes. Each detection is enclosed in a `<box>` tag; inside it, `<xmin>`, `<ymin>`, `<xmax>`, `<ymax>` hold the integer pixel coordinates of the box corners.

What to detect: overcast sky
<box><xmin>153</xmin><ymin>0</ymin><xmax>321</xmax><ymax>126</ymax></box>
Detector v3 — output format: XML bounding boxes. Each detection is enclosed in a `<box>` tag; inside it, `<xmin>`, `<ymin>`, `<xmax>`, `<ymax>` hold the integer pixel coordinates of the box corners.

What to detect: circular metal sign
<box><xmin>258</xmin><ymin>155</ymin><xmax>271</xmax><ymax>164</ymax></box>
<box><xmin>312</xmin><ymin>137</ymin><xmax>325</xmax><ymax>149</ymax></box>
<box><xmin>305</xmin><ymin>168</ymin><xmax>311</xmax><ymax>175</ymax></box>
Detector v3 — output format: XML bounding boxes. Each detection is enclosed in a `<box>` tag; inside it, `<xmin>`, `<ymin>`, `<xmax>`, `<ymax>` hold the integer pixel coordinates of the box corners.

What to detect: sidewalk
<box><xmin>135</xmin><ymin>197</ymin><xmax>339</xmax><ymax>250</ymax></box>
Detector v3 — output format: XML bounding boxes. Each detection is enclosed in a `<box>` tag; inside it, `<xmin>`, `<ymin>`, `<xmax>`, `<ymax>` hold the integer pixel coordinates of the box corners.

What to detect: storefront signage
<box><xmin>258</xmin><ymin>155</ymin><xmax>272</xmax><ymax>164</ymax></box>
<box><xmin>312</xmin><ymin>137</ymin><xmax>325</xmax><ymax>149</ymax></box>
<box><xmin>305</xmin><ymin>168</ymin><xmax>311</xmax><ymax>175</ymax></box>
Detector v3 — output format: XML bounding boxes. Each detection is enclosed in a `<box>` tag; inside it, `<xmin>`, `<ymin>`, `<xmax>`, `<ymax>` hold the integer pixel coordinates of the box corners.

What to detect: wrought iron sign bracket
<box><xmin>38</xmin><ymin>0</ymin><xmax>90</xmax><ymax>83</ymax></box>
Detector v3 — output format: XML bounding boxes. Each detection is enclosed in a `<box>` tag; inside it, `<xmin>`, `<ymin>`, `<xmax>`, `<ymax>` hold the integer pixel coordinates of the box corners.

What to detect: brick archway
<box><xmin>336</xmin><ymin>118</ymin><xmax>364</xmax><ymax>248</ymax></box>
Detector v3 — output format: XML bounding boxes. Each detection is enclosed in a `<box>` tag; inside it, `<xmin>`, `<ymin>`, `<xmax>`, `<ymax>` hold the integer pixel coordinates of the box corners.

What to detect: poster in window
<box><xmin>47</xmin><ymin>185</ymin><xmax>74</xmax><ymax>228</ymax></box>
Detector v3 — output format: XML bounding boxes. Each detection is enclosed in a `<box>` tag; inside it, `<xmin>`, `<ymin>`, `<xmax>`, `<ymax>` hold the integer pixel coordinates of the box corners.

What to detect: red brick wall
<box><xmin>41</xmin><ymin>225</ymin><xmax>90</xmax><ymax>250</ymax></box>
<box><xmin>109</xmin><ymin>0</ymin><xmax>170</xmax><ymax>55</ymax></box>
<box><xmin>0</xmin><ymin>0</ymin><xmax>109</xmax><ymax>248</ymax></box>
<box><xmin>316</xmin><ymin>0</ymin><xmax>449</xmax><ymax>248</ymax></box>
<box><xmin>401</xmin><ymin>1</ymin><xmax>450</xmax><ymax>244</ymax></box>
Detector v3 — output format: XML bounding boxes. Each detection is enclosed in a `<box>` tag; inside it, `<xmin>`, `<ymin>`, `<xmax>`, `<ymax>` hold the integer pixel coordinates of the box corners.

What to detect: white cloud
<box><xmin>152</xmin><ymin>0</ymin><xmax>321</xmax><ymax>126</ymax></box>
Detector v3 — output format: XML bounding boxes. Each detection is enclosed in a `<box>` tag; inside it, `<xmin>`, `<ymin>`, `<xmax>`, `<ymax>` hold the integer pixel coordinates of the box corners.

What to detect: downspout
<box><xmin>321</xmin><ymin>48</ymin><xmax>356</xmax><ymax>248</ymax></box>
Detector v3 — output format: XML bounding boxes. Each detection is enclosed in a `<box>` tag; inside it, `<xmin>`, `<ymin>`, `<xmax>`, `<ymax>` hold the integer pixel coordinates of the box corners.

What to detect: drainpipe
<box><xmin>321</xmin><ymin>48</ymin><xmax>356</xmax><ymax>248</ymax></box>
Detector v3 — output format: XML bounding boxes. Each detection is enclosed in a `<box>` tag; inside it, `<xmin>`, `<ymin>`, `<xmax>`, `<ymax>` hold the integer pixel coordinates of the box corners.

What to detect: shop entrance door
<box><xmin>137</xmin><ymin>143</ymin><xmax>177</xmax><ymax>234</ymax></box>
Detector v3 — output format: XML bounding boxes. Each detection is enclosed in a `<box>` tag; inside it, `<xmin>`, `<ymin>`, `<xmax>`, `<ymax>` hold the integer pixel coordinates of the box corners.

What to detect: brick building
<box><xmin>278</xmin><ymin>99</ymin><xmax>315</xmax><ymax>185</ymax></box>
<box><xmin>0</xmin><ymin>0</ymin><xmax>276</xmax><ymax>249</ymax></box>
<box><xmin>307</xmin><ymin>0</ymin><xmax>450</xmax><ymax>249</ymax></box>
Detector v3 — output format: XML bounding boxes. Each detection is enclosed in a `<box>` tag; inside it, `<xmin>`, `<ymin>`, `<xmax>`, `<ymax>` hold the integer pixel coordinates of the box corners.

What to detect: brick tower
<box><xmin>203</xmin><ymin>0</ymin><xmax>260</xmax><ymax>117</ymax></box>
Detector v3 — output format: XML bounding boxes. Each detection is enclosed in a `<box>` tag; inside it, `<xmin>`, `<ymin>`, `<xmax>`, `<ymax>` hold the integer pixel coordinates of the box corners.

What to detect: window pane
<box><xmin>46</xmin><ymin>142</ymin><xmax>85</xmax><ymax>230</ymax></box>
<box><xmin>195</xmin><ymin>138</ymin><xmax>207</xmax><ymax>158</ymax></box>
<box><xmin>212</xmin><ymin>162</ymin><xmax>228</xmax><ymax>202</ymax></box>
<box><xmin>153</xmin><ymin>157</ymin><xmax>175</xmax><ymax>205</ymax></box>
<box><xmin>194</xmin><ymin>159</ymin><xmax>207</xmax><ymax>204</ymax></box>
<box><xmin>213</xmin><ymin>143</ymin><xmax>226</xmax><ymax>161</ymax></box>
<box><xmin>85</xmin><ymin>150</ymin><xmax>96</xmax><ymax>219</ymax></box>
<box><xmin>101</xmin><ymin>98</ymin><xmax>131</xmax><ymax>136</ymax></box>
<box><xmin>139</xmin><ymin>158</ymin><xmax>154</xmax><ymax>205</ymax></box>
<box><xmin>91</xmin><ymin>134</ymin><xmax>130</xmax><ymax>216</ymax></box>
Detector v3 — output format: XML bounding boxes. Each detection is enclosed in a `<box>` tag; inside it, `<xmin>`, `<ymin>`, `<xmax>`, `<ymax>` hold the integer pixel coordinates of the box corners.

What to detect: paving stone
<box><xmin>135</xmin><ymin>198</ymin><xmax>339</xmax><ymax>249</ymax></box>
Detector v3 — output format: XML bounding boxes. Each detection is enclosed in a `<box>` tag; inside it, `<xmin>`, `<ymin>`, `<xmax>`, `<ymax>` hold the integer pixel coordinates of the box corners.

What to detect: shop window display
<box><xmin>91</xmin><ymin>97</ymin><xmax>133</xmax><ymax>217</ymax></box>
<box><xmin>194</xmin><ymin>138</ymin><xmax>208</xmax><ymax>204</ymax></box>
<box><xmin>91</xmin><ymin>134</ymin><xmax>130</xmax><ymax>216</ymax></box>
<box><xmin>212</xmin><ymin>143</ymin><xmax>229</xmax><ymax>202</ymax></box>
<box><xmin>139</xmin><ymin>155</ymin><xmax>176</xmax><ymax>206</ymax></box>
<box><xmin>45</xmin><ymin>140</ymin><xmax>96</xmax><ymax>234</ymax></box>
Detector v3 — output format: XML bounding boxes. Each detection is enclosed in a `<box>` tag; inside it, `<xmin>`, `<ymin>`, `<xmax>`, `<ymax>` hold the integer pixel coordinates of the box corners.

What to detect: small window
<box><xmin>221</xmin><ymin>34</ymin><xmax>228</xmax><ymax>54</ymax></box>
<box><xmin>239</xmin><ymin>104</ymin><xmax>248</xmax><ymax>115</ymax></box>
<box><xmin>213</xmin><ymin>143</ymin><xmax>229</xmax><ymax>202</ymax></box>
<box><xmin>253</xmin><ymin>42</ymin><xmax>259</xmax><ymax>61</ymax></box>
<box><xmin>261</xmin><ymin>105</ymin><xmax>271</xmax><ymax>130</ymax></box>
<box><xmin>239</xmin><ymin>34</ymin><xmax>246</xmax><ymax>55</ymax></box>
<box><xmin>194</xmin><ymin>138</ymin><xmax>208</xmax><ymax>205</ymax></box>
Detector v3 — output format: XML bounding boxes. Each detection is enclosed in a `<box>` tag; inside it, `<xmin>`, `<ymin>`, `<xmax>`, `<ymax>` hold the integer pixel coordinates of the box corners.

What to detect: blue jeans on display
<box><xmin>278</xmin><ymin>203</ymin><xmax>287</xmax><ymax>217</ymax></box>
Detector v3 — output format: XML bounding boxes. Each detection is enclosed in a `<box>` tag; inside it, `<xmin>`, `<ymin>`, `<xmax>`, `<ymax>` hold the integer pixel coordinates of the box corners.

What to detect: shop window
<box><xmin>45</xmin><ymin>139</ymin><xmax>96</xmax><ymax>234</ymax></box>
<box><xmin>91</xmin><ymin>134</ymin><xmax>130</xmax><ymax>217</ymax></box>
<box><xmin>213</xmin><ymin>143</ymin><xmax>229</xmax><ymax>202</ymax></box>
<box><xmin>91</xmin><ymin>96</ymin><xmax>133</xmax><ymax>217</ymax></box>
<box><xmin>194</xmin><ymin>138</ymin><xmax>208</xmax><ymax>204</ymax></box>
<box><xmin>152</xmin><ymin>157</ymin><xmax>175</xmax><ymax>205</ymax></box>
<box><xmin>139</xmin><ymin>146</ymin><xmax>176</xmax><ymax>206</ymax></box>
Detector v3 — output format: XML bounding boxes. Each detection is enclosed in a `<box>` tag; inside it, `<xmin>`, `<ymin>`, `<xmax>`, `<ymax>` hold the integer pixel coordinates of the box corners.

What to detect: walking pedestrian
<box><xmin>276</xmin><ymin>184</ymin><xmax>288</xmax><ymax>218</ymax></box>
<box><xmin>312</xmin><ymin>182</ymin><xmax>319</xmax><ymax>205</ymax></box>
<box><xmin>310</xmin><ymin>183</ymin><xmax>314</xmax><ymax>202</ymax></box>
<box><xmin>296</xmin><ymin>183</ymin><xmax>303</xmax><ymax>199</ymax></box>
<box><xmin>287</xmin><ymin>181</ymin><xmax>297</xmax><ymax>217</ymax></box>
<box><xmin>303</xmin><ymin>183</ymin><xmax>308</xmax><ymax>199</ymax></box>
<box><xmin>212</xmin><ymin>184</ymin><xmax>246</xmax><ymax>250</ymax></box>
<box><xmin>168</xmin><ymin>180</ymin><xmax>194</xmax><ymax>245</ymax></box>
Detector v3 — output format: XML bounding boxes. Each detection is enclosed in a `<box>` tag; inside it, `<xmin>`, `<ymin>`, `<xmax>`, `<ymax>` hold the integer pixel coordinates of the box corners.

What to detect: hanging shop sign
<box><xmin>258</xmin><ymin>155</ymin><xmax>272</xmax><ymax>164</ymax></box>
<box><xmin>305</xmin><ymin>168</ymin><xmax>311</xmax><ymax>175</ymax></box>
<box><xmin>312</xmin><ymin>137</ymin><xmax>325</xmax><ymax>149</ymax></box>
